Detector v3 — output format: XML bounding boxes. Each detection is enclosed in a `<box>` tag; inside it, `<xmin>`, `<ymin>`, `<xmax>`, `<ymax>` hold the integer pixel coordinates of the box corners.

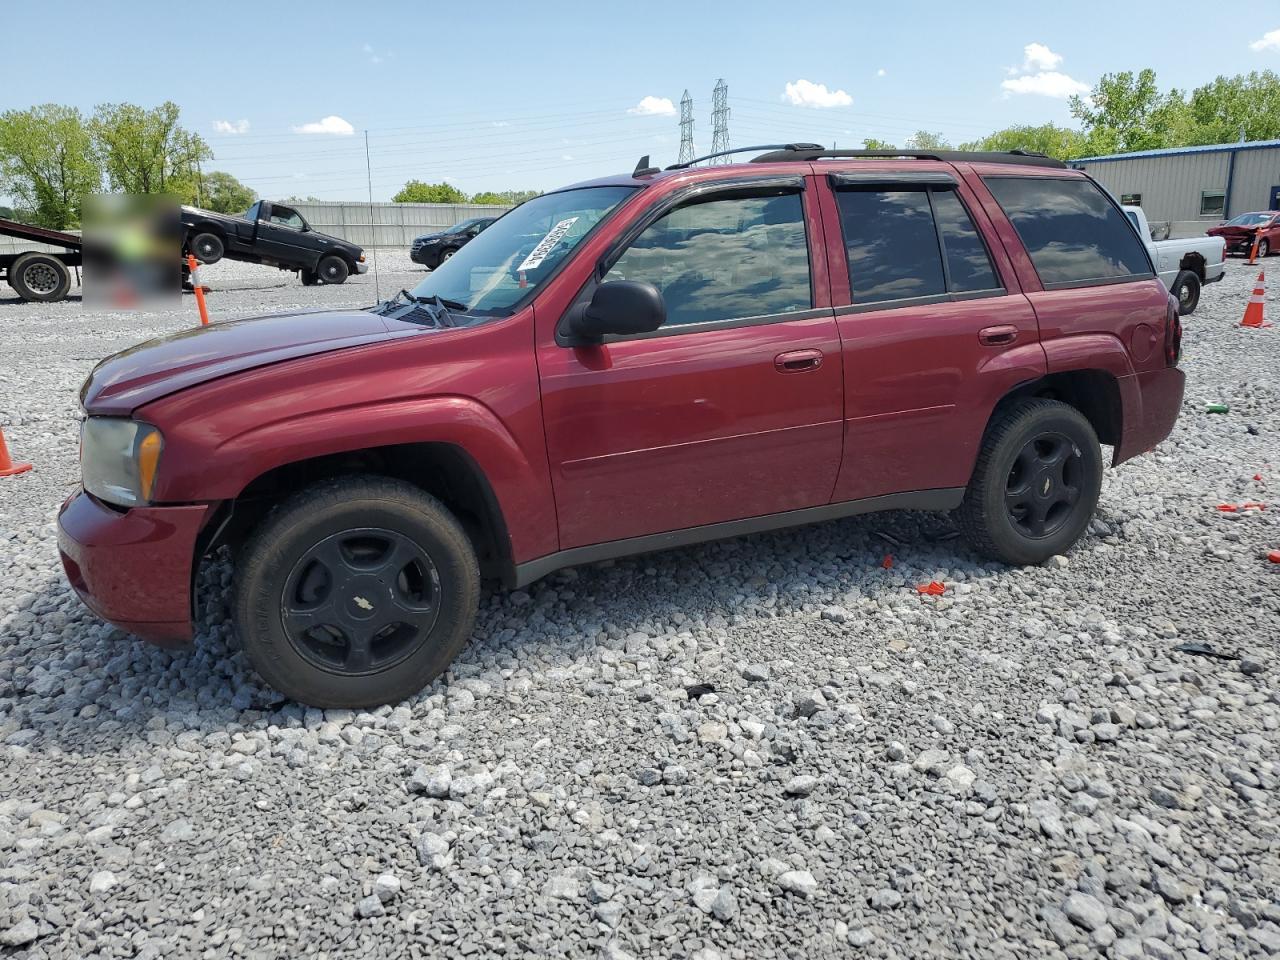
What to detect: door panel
<box><xmin>537</xmin><ymin>181</ymin><xmax>843</xmax><ymax>550</ymax></box>
<box><xmin>820</xmin><ymin>175</ymin><xmax>1045</xmax><ymax>502</ymax></box>
<box><xmin>539</xmin><ymin>313</ymin><xmax>843</xmax><ymax>548</ymax></box>
<box><xmin>831</xmin><ymin>297</ymin><xmax>1042</xmax><ymax>501</ymax></box>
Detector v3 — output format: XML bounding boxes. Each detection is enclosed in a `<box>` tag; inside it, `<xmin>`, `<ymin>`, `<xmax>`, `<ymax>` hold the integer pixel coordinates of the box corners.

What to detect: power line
<box><xmin>710</xmin><ymin>79</ymin><xmax>730</xmax><ymax>163</ymax></box>
<box><xmin>678</xmin><ymin>90</ymin><xmax>695</xmax><ymax>165</ymax></box>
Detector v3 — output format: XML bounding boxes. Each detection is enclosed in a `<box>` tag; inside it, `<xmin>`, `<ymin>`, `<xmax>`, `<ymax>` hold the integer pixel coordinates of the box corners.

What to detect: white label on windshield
<box><xmin>516</xmin><ymin>217</ymin><xmax>579</xmax><ymax>272</ymax></box>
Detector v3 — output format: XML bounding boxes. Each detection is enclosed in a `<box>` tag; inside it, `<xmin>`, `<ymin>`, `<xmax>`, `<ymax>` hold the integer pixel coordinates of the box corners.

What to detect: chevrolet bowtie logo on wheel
<box><xmin>353</xmin><ymin>596</ymin><xmax>373</xmax><ymax>611</ymax></box>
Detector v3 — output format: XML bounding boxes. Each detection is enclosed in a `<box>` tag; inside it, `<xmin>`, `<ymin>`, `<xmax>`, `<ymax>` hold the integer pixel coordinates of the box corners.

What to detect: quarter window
<box><xmin>984</xmin><ymin>177</ymin><xmax>1151</xmax><ymax>288</ymax></box>
<box><xmin>604</xmin><ymin>191</ymin><xmax>811</xmax><ymax>328</ymax></box>
<box><xmin>834</xmin><ymin>187</ymin><xmax>999</xmax><ymax>304</ymax></box>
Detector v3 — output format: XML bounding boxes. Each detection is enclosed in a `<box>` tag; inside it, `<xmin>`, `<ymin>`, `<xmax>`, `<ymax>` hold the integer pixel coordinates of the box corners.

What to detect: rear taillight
<box><xmin>1164</xmin><ymin>294</ymin><xmax>1182</xmax><ymax>367</ymax></box>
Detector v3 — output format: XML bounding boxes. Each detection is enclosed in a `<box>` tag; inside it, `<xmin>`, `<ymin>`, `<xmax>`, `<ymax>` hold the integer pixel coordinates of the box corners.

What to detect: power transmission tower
<box><xmin>678</xmin><ymin>90</ymin><xmax>695</xmax><ymax>165</ymax></box>
<box><xmin>710</xmin><ymin>79</ymin><xmax>730</xmax><ymax>162</ymax></box>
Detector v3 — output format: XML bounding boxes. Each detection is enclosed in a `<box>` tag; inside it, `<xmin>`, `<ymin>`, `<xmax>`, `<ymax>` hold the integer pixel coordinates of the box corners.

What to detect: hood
<box><xmin>1208</xmin><ymin>224</ymin><xmax>1262</xmax><ymax>237</ymax></box>
<box><xmin>414</xmin><ymin>231</ymin><xmax>447</xmax><ymax>242</ymax></box>
<box><xmin>81</xmin><ymin>308</ymin><xmax>406</xmax><ymax>415</ymax></box>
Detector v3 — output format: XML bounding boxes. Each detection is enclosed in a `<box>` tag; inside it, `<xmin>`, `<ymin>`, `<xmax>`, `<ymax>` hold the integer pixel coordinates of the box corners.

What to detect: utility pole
<box><xmin>678</xmin><ymin>90</ymin><xmax>695</xmax><ymax>165</ymax></box>
<box><xmin>710</xmin><ymin>79</ymin><xmax>730</xmax><ymax>163</ymax></box>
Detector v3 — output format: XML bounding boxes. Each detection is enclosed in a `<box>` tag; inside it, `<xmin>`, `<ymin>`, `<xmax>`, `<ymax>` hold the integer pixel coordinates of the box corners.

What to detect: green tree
<box><xmin>905</xmin><ymin>130</ymin><xmax>951</xmax><ymax>150</ymax></box>
<box><xmin>90</xmin><ymin>101</ymin><xmax>211</xmax><ymax>200</ymax></box>
<box><xmin>1069</xmin><ymin>69</ymin><xmax>1190</xmax><ymax>154</ymax></box>
<box><xmin>958</xmin><ymin>123</ymin><xmax>1088</xmax><ymax>160</ymax></box>
<box><xmin>199</xmin><ymin>170</ymin><xmax>256</xmax><ymax>213</ymax></box>
<box><xmin>0</xmin><ymin>104</ymin><xmax>101</xmax><ymax>228</ymax></box>
<box><xmin>1185</xmin><ymin>71</ymin><xmax>1280</xmax><ymax>144</ymax></box>
<box><xmin>282</xmin><ymin>194</ymin><xmax>321</xmax><ymax>203</ymax></box>
<box><xmin>392</xmin><ymin>180</ymin><xmax>468</xmax><ymax>204</ymax></box>
<box><xmin>471</xmin><ymin>189</ymin><xmax>540</xmax><ymax>205</ymax></box>
<box><xmin>861</xmin><ymin>138</ymin><xmax>896</xmax><ymax>150</ymax></box>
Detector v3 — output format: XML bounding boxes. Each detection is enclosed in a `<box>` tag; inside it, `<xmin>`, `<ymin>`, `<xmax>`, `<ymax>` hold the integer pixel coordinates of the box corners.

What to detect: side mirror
<box><xmin>565</xmin><ymin>280</ymin><xmax>665</xmax><ymax>342</ymax></box>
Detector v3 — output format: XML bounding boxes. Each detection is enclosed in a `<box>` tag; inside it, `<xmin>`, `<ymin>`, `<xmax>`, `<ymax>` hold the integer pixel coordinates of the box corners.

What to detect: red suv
<box><xmin>58</xmin><ymin>145</ymin><xmax>1185</xmax><ymax>708</ymax></box>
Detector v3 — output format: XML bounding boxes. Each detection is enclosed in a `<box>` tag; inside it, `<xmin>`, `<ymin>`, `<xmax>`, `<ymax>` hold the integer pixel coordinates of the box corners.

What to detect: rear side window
<box><xmin>984</xmin><ymin>176</ymin><xmax>1151</xmax><ymax>288</ymax></box>
<box><xmin>834</xmin><ymin>187</ymin><xmax>1000</xmax><ymax>304</ymax></box>
<box><xmin>605</xmin><ymin>191</ymin><xmax>811</xmax><ymax>327</ymax></box>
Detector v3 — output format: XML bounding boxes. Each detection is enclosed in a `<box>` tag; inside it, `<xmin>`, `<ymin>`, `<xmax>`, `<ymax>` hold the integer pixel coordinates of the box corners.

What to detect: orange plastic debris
<box><xmin>1254</xmin><ymin>473</ymin><xmax>1264</xmax><ymax>481</ymax></box>
<box><xmin>1242</xmin><ymin>502</ymin><xmax>1267</xmax><ymax>510</ymax></box>
<box><xmin>881</xmin><ymin>555</ymin><xmax>894</xmax><ymax>569</ymax></box>
<box><xmin>1217</xmin><ymin>504</ymin><xmax>1239</xmax><ymax>513</ymax></box>
<box><xmin>915</xmin><ymin>581</ymin><xmax>946</xmax><ymax>596</ymax></box>
<box><xmin>1268</xmin><ymin>550</ymin><xmax>1280</xmax><ymax>564</ymax></box>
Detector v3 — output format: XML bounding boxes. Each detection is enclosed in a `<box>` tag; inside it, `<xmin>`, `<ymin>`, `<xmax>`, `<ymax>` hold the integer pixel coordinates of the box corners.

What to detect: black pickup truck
<box><xmin>182</xmin><ymin>200</ymin><xmax>367</xmax><ymax>285</ymax></box>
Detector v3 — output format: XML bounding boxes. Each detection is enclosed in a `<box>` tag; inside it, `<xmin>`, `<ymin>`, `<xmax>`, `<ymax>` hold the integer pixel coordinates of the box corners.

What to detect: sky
<box><xmin>3</xmin><ymin>0</ymin><xmax>1279</xmax><ymax>202</ymax></box>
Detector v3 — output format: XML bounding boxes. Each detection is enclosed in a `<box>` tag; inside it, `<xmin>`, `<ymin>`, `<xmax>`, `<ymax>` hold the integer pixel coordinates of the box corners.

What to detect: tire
<box><xmin>300</xmin><ymin>268</ymin><xmax>319</xmax><ymax>286</ymax></box>
<box><xmin>440</xmin><ymin>248</ymin><xmax>455</xmax><ymax>262</ymax></box>
<box><xmin>317</xmin><ymin>255</ymin><xmax>349</xmax><ymax>284</ymax></box>
<box><xmin>954</xmin><ymin>398</ymin><xmax>1103</xmax><ymax>566</ymax></box>
<box><xmin>8</xmin><ymin>252</ymin><xmax>71</xmax><ymax>302</ymax></box>
<box><xmin>234</xmin><ymin>475</ymin><xmax>480</xmax><ymax>708</ymax></box>
<box><xmin>189</xmin><ymin>231</ymin><xmax>224</xmax><ymax>264</ymax></box>
<box><xmin>1171</xmin><ymin>270</ymin><xmax>1201</xmax><ymax>316</ymax></box>
<box><xmin>1259</xmin><ymin>238</ymin><xmax>1271</xmax><ymax>258</ymax></box>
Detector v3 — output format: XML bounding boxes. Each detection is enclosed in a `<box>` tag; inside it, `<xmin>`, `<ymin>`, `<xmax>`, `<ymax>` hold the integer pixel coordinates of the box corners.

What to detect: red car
<box><xmin>1208</xmin><ymin>211</ymin><xmax>1280</xmax><ymax>257</ymax></box>
<box><xmin>59</xmin><ymin>145</ymin><xmax>1185</xmax><ymax>708</ymax></box>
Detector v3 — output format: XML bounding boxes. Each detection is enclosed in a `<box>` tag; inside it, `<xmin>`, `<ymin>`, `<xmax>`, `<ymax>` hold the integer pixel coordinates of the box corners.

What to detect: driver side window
<box><xmin>269</xmin><ymin>206</ymin><xmax>304</xmax><ymax>230</ymax></box>
<box><xmin>604</xmin><ymin>191</ymin><xmax>811</xmax><ymax>328</ymax></box>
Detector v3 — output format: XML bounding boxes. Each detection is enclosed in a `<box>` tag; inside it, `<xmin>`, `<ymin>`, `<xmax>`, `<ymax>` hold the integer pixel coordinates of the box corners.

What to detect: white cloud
<box><xmin>876</xmin><ymin>68</ymin><xmax>886</xmax><ymax>77</ymax></box>
<box><xmin>561</xmin><ymin>153</ymin><xmax>575</xmax><ymax>161</ymax></box>
<box><xmin>628</xmin><ymin>96</ymin><xmax>676</xmax><ymax>116</ymax></box>
<box><xmin>1020</xmin><ymin>42</ymin><xmax>1063</xmax><ymax>71</ymax></box>
<box><xmin>212</xmin><ymin>119</ymin><xmax>249</xmax><ymax>135</ymax></box>
<box><xmin>782</xmin><ymin>79</ymin><xmax>853</xmax><ymax>108</ymax></box>
<box><xmin>293</xmin><ymin>115</ymin><xmax>355</xmax><ymax>135</ymax></box>
<box><xmin>1250</xmin><ymin>28</ymin><xmax>1280</xmax><ymax>51</ymax></box>
<box><xmin>1001</xmin><ymin>71</ymin><xmax>1090</xmax><ymax>98</ymax></box>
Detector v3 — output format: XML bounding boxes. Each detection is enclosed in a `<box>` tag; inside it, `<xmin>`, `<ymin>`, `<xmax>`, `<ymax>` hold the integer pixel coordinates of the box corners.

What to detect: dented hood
<box><xmin>81</xmin><ymin>308</ymin><xmax>403</xmax><ymax>415</ymax></box>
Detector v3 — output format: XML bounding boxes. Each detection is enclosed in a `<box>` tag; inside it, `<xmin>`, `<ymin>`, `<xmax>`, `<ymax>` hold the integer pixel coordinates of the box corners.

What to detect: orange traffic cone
<box><xmin>0</xmin><ymin>425</ymin><xmax>32</xmax><ymax>477</ymax></box>
<box><xmin>1241</xmin><ymin>271</ymin><xmax>1269</xmax><ymax>328</ymax></box>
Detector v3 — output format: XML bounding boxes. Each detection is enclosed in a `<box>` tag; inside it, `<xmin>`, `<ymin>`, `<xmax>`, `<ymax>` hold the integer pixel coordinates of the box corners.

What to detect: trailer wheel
<box><xmin>189</xmin><ymin>232</ymin><xmax>225</xmax><ymax>264</ymax></box>
<box><xmin>9</xmin><ymin>253</ymin><xmax>71</xmax><ymax>302</ymax></box>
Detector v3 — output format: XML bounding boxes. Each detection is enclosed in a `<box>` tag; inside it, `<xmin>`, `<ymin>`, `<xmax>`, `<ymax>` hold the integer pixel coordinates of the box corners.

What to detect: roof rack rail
<box><xmin>749</xmin><ymin>146</ymin><xmax>1067</xmax><ymax>169</ymax></box>
<box><xmin>666</xmin><ymin>143</ymin><xmax>825</xmax><ymax>170</ymax></box>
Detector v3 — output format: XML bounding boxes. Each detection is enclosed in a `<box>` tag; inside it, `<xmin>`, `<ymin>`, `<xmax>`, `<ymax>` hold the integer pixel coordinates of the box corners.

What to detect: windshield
<box><xmin>1226</xmin><ymin>213</ymin><xmax>1273</xmax><ymax>227</ymax></box>
<box><xmin>408</xmin><ymin>186</ymin><xmax>637</xmax><ymax>315</ymax></box>
<box><xmin>444</xmin><ymin>218</ymin><xmax>481</xmax><ymax>235</ymax></box>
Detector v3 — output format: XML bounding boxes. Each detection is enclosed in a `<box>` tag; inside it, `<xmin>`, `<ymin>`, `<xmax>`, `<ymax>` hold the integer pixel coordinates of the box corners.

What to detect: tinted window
<box><xmin>836</xmin><ymin>189</ymin><xmax>945</xmax><ymax>303</ymax></box>
<box><xmin>605</xmin><ymin>191</ymin><xmax>810</xmax><ymax>327</ymax></box>
<box><xmin>932</xmin><ymin>190</ymin><xmax>999</xmax><ymax>292</ymax></box>
<box><xmin>985</xmin><ymin>177</ymin><xmax>1151</xmax><ymax>287</ymax></box>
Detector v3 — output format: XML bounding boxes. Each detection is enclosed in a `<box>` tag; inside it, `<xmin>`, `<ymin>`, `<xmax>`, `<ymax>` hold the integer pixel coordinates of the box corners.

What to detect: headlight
<box><xmin>80</xmin><ymin>418</ymin><xmax>164</xmax><ymax>507</ymax></box>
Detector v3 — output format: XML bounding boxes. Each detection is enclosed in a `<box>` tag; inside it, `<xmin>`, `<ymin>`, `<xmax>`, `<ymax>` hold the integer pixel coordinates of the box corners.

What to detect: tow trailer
<box><xmin>0</xmin><ymin>217</ymin><xmax>81</xmax><ymax>302</ymax></box>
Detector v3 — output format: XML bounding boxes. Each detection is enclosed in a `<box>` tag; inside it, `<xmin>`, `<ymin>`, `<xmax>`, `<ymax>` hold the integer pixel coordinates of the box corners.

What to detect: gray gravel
<box><xmin>1</xmin><ymin>253</ymin><xmax>1279</xmax><ymax>958</ymax></box>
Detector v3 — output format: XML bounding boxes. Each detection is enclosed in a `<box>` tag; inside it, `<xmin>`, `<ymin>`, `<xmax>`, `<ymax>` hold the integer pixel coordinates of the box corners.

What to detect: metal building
<box><xmin>1072</xmin><ymin>139</ymin><xmax>1280</xmax><ymax>235</ymax></box>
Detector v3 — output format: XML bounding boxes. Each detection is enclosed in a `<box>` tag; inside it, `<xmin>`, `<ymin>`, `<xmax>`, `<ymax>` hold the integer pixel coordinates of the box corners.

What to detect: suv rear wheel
<box><xmin>955</xmin><ymin>399</ymin><xmax>1102</xmax><ymax>565</ymax></box>
<box><xmin>233</xmin><ymin>476</ymin><xmax>480</xmax><ymax>708</ymax></box>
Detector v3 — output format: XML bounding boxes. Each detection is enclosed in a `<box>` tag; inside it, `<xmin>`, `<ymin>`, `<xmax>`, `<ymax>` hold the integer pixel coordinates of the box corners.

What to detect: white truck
<box><xmin>1123</xmin><ymin>205</ymin><xmax>1225</xmax><ymax>315</ymax></box>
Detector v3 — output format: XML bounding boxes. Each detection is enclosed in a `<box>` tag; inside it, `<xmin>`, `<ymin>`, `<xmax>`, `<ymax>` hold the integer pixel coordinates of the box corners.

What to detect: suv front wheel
<box><xmin>233</xmin><ymin>476</ymin><xmax>480</xmax><ymax>708</ymax></box>
<box><xmin>955</xmin><ymin>399</ymin><xmax>1102</xmax><ymax>565</ymax></box>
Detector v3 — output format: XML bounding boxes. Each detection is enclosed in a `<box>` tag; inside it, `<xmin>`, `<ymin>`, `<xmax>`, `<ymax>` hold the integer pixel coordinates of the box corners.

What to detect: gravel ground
<box><xmin>1</xmin><ymin>253</ymin><xmax>1278</xmax><ymax>960</ymax></box>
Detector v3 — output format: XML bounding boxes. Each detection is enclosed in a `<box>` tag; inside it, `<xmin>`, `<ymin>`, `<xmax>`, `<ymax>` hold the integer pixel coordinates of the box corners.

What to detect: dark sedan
<box><xmin>1207</xmin><ymin>211</ymin><xmax>1280</xmax><ymax>258</ymax></box>
<box><xmin>409</xmin><ymin>217</ymin><xmax>496</xmax><ymax>269</ymax></box>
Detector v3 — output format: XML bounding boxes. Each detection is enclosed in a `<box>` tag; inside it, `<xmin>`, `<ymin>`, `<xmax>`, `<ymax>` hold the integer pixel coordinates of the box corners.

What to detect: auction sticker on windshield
<box><xmin>517</xmin><ymin>217</ymin><xmax>579</xmax><ymax>272</ymax></box>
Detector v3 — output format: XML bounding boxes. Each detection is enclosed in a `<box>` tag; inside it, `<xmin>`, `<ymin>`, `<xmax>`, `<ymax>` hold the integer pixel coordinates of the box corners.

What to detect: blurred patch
<box><xmin>84</xmin><ymin>195</ymin><xmax>181</xmax><ymax>309</ymax></box>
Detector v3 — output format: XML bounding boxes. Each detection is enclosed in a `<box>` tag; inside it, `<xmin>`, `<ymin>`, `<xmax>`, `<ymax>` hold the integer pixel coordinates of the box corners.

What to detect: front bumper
<box><xmin>355</xmin><ymin>260</ymin><xmax>369</xmax><ymax>275</ymax></box>
<box><xmin>57</xmin><ymin>490</ymin><xmax>210</xmax><ymax>647</ymax></box>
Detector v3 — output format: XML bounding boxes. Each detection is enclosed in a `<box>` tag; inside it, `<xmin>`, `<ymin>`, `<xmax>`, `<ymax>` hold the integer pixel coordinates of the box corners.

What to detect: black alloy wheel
<box><xmin>281</xmin><ymin>528</ymin><xmax>441</xmax><ymax>676</ymax></box>
<box><xmin>1003</xmin><ymin>432</ymin><xmax>1083</xmax><ymax>540</ymax></box>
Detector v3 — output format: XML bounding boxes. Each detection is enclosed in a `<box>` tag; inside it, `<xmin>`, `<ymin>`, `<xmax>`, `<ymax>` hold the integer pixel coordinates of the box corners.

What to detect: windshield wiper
<box><xmin>376</xmin><ymin>289</ymin><xmax>469</xmax><ymax>327</ymax></box>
